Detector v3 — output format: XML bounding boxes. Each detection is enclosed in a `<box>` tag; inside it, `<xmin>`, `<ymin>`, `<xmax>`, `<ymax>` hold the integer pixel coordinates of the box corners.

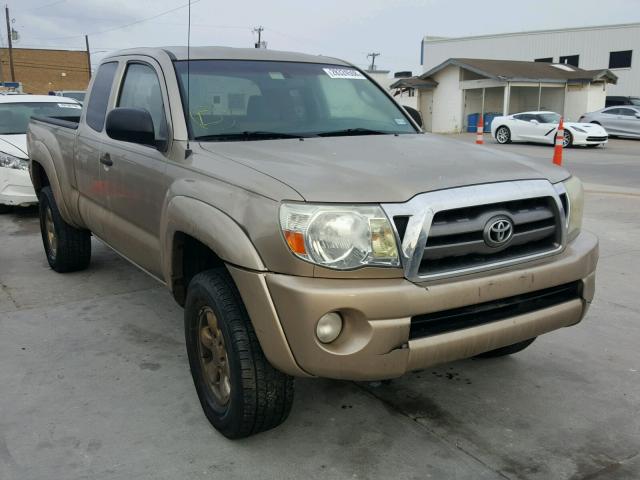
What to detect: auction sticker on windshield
<box><xmin>58</xmin><ymin>103</ymin><xmax>82</xmax><ymax>109</ymax></box>
<box><xmin>323</xmin><ymin>68</ymin><xmax>365</xmax><ymax>80</ymax></box>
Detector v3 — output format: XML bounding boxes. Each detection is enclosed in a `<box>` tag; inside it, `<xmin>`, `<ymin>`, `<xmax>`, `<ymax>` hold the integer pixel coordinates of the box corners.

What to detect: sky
<box><xmin>4</xmin><ymin>0</ymin><xmax>640</xmax><ymax>76</ymax></box>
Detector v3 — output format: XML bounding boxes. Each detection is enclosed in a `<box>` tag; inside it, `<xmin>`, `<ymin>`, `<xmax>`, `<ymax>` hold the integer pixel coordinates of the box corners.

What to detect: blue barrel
<box><xmin>467</xmin><ymin>113</ymin><xmax>480</xmax><ymax>133</ymax></box>
<box><xmin>483</xmin><ymin>112</ymin><xmax>500</xmax><ymax>132</ymax></box>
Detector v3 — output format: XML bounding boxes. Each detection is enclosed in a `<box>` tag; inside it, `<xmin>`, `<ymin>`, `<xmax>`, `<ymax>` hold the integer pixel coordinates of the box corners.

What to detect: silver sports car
<box><xmin>579</xmin><ymin>106</ymin><xmax>640</xmax><ymax>139</ymax></box>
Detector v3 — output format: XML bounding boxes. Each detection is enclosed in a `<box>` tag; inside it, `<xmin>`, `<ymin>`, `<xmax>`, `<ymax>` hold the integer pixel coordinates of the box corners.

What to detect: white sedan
<box><xmin>490</xmin><ymin>111</ymin><xmax>608</xmax><ymax>148</ymax></box>
<box><xmin>0</xmin><ymin>95</ymin><xmax>82</xmax><ymax>213</ymax></box>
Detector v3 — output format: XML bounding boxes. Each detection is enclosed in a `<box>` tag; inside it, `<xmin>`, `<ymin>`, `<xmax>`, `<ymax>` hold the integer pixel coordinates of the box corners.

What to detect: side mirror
<box><xmin>530</xmin><ymin>119</ymin><xmax>539</xmax><ymax>125</ymax></box>
<box><xmin>106</xmin><ymin>108</ymin><xmax>156</xmax><ymax>147</ymax></box>
<box><xmin>403</xmin><ymin>106</ymin><xmax>423</xmax><ymax>128</ymax></box>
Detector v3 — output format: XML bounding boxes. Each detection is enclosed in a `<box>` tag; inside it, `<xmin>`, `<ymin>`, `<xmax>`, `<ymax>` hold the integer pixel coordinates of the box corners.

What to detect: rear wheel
<box><xmin>185</xmin><ymin>268</ymin><xmax>294</xmax><ymax>439</ymax></box>
<box><xmin>562</xmin><ymin>130</ymin><xmax>573</xmax><ymax>148</ymax></box>
<box><xmin>38</xmin><ymin>186</ymin><xmax>91</xmax><ymax>272</ymax></box>
<box><xmin>495</xmin><ymin>126</ymin><xmax>511</xmax><ymax>144</ymax></box>
<box><xmin>0</xmin><ymin>204</ymin><xmax>11</xmax><ymax>214</ymax></box>
<box><xmin>476</xmin><ymin>338</ymin><xmax>536</xmax><ymax>358</ymax></box>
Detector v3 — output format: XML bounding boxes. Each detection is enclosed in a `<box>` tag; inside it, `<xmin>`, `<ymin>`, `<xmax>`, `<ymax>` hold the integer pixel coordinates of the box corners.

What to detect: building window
<box><xmin>559</xmin><ymin>55</ymin><xmax>579</xmax><ymax>67</ymax></box>
<box><xmin>609</xmin><ymin>50</ymin><xmax>632</xmax><ymax>69</ymax></box>
<box><xmin>535</xmin><ymin>57</ymin><xmax>553</xmax><ymax>63</ymax></box>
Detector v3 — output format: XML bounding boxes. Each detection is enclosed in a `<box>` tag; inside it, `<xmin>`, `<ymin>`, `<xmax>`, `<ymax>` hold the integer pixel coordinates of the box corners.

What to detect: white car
<box><xmin>491</xmin><ymin>111</ymin><xmax>608</xmax><ymax>148</ymax></box>
<box><xmin>0</xmin><ymin>95</ymin><xmax>82</xmax><ymax>213</ymax></box>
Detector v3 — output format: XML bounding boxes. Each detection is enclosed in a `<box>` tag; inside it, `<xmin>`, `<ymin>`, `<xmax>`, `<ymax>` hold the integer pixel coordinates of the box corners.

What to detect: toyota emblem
<box><xmin>483</xmin><ymin>216</ymin><xmax>514</xmax><ymax>248</ymax></box>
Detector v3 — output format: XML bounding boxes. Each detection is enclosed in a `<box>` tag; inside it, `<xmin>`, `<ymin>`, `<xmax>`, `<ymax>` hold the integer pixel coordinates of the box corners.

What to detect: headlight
<box><xmin>570</xmin><ymin>126</ymin><xmax>586</xmax><ymax>133</ymax></box>
<box><xmin>280</xmin><ymin>203</ymin><xmax>400</xmax><ymax>269</ymax></box>
<box><xmin>0</xmin><ymin>152</ymin><xmax>28</xmax><ymax>170</ymax></box>
<box><xmin>563</xmin><ymin>176</ymin><xmax>584</xmax><ymax>242</ymax></box>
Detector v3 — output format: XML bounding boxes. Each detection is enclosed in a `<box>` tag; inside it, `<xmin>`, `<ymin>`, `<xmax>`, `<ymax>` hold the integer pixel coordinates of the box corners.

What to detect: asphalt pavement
<box><xmin>0</xmin><ymin>138</ymin><xmax>639</xmax><ymax>480</ymax></box>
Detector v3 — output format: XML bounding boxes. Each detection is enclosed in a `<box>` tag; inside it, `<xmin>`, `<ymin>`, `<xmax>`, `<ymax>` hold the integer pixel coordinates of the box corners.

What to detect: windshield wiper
<box><xmin>196</xmin><ymin>131</ymin><xmax>311</xmax><ymax>141</ymax></box>
<box><xmin>316</xmin><ymin>128</ymin><xmax>393</xmax><ymax>137</ymax></box>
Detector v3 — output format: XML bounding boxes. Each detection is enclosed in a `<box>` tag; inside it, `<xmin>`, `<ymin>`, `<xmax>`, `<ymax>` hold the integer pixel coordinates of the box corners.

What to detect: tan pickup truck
<box><xmin>27</xmin><ymin>47</ymin><xmax>598</xmax><ymax>439</ymax></box>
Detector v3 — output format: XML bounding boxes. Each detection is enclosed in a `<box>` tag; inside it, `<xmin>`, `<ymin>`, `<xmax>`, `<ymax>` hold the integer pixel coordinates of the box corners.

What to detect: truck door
<box><xmin>98</xmin><ymin>59</ymin><xmax>171</xmax><ymax>278</ymax></box>
<box><xmin>75</xmin><ymin>61</ymin><xmax>119</xmax><ymax>238</ymax></box>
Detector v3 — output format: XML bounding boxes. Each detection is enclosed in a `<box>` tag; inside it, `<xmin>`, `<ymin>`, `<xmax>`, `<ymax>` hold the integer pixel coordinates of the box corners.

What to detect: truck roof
<box><xmin>103</xmin><ymin>46</ymin><xmax>351</xmax><ymax>66</ymax></box>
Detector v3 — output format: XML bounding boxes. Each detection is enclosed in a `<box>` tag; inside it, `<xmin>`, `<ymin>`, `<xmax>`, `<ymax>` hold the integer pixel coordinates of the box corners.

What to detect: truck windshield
<box><xmin>174</xmin><ymin>60</ymin><xmax>417</xmax><ymax>141</ymax></box>
<box><xmin>0</xmin><ymin>102</ymin><xmax>82</xmax><ymax>134</ymax></box>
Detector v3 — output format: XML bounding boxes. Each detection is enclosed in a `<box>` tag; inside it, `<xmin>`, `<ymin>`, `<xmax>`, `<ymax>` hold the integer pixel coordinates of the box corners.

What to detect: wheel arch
<box><xmin>162</xmin><ymin>196</ymin><xmax>266</xmax><ymax>305</ymax></box>
<box><xmin>28</xmin><ymin>140</ymin><xmax>81</xmax><ymax>227</ymax></box>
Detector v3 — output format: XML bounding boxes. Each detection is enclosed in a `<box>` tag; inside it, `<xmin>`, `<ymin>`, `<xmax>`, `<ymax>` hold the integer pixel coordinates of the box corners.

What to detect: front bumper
<box><xmin>0</xmin><ymin>167</ymin><xmax>37</xmax><ymax>206</ymax></box>
<box><xmin>230</xmin><ymin>231</ymin><xmax>598</xmax><ymax>380</ymax></box>
<box><xmin>573</xmin><ymin>131</ymin><xmax>608</xmax><ymax>145</ymax></box>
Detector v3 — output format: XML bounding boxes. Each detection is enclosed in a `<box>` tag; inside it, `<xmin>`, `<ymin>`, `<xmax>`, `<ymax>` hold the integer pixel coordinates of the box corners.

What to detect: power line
<box><xmin>43</xmin><ymin>0</ymin><xmax>201</xmax><ymax>40</ymax></box>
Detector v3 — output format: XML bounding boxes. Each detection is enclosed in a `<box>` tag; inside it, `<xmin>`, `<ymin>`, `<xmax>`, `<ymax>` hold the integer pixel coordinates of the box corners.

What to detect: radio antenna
<box><xmin>185</xmin><ymin>0</ymin><xmax>192</xmax><ymax>157</ymax></box>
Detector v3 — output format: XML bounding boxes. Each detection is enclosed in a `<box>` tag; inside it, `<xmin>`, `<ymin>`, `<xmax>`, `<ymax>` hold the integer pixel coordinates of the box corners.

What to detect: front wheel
<box><xmin>476</xmin><ymin>338</ymin><xmax>536</xmax><ymax>358</ymax></box>
<box><xmin>562</xmin><ymin>130</ymin><xmax>573</xmax><ymax>148</ymax></box>
<box><xmin>38</xmin><ymin>186</ymin><xmax>91</xmax><ymax>272</ymax></box>
<box><xmin>185</xmin><ymin>268</ymin><xmax>294</xmax><ymax>439</ymax></box>
<box><xmin>495</xmin><ymin>126</ymin><xmax>511</xmax><ymax>144</ymax></box>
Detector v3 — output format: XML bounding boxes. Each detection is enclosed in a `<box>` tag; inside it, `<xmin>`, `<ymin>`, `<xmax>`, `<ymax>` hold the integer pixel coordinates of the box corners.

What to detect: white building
<box><xmin>421</xmin><ymin>23</ymin><xmax>639</xmax><ymax>96</ymax></box>
<box><xmin>407</xmin><ymin>58</ymin><xmax>616</xmax><ymax>133</ymax></box>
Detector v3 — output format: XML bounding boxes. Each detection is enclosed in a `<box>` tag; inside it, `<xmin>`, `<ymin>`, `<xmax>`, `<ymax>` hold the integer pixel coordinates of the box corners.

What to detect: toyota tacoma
<box><xmin>27</xmin><ymin>47</ymin><xmax>598</xmax><ymax>438</ymax></box>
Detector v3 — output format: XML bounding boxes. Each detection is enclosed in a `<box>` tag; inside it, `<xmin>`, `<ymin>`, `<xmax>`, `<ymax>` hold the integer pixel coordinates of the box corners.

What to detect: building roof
<box><xmin>390</xmin><ymin>76</ymin><xmax>438</xmax><ymax>89</ymax></box>
<box><xmin>104</xmin><ymin>46</ymin><xmax>350</xmax><ymax>66</ymax></box>
<box><xmin>420</xmin><ymin>58</ymin><xmax>618</xmax><ymax>84</ymax></box>
<box><xmin>422</xmin><ymin>22</ymin><xmax>640</xmax><ymax>43</ymax></box>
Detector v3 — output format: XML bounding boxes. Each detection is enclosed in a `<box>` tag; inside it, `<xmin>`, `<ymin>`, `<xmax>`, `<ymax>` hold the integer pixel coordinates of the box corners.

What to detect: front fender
<box><xmin>161</xmin><ymin>196</ymin><xmax>266</xmax><ymax>285</ymax></box>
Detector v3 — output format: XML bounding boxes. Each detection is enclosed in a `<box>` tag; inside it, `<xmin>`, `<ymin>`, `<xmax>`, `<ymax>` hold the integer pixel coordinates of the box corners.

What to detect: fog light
<box><xmin>316</xmin><ymin>312</ymin><xmax>343</xmax><ymax>344</ymax></box>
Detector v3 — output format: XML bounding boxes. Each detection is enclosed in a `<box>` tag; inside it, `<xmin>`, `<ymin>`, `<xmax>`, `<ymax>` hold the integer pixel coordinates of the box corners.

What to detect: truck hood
<box><xmin>200</xmin><ymin>133</ymin><xmax>570</xmax><ymax>203</ymax></box>
<box><xmin>0</xmin><ymin>134</ymin><xmax>28</xmax><ymax>159</ymax></box>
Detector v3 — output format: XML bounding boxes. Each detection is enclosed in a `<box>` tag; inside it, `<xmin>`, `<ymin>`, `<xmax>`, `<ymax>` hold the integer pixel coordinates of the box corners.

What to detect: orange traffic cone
<box><xmin>553</xmin><ymin>117</ymin><xmax>564</xmax><ymax>166</ymax></box>
<box><xmin>475</xmin><ymin>115</ymin><xmax>484</xmax><ymax>144</ymax></box>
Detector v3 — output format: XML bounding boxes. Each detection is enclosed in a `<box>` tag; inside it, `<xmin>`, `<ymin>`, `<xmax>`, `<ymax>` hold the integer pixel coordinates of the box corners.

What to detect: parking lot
<box><xmin>1</xmin><ymin>138</ymin><xmax>639</xmax><ymax>480</ymax></box>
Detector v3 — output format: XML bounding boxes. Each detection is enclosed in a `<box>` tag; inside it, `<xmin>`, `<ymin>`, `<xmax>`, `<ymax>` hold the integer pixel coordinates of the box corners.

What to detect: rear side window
<box><xmin>86</xmin><ymin>62</ymin><xmax>118</xmax><ymax>132</ymax></box>
<box><xmin>618</xmin><ymin>108</ymin><xmax>637</xmax><ymax>117</ymax></box>
<box><xmin>603</xmin><ymin>108</ymin><xmax>620</xmax><ymax>115</ymax></box>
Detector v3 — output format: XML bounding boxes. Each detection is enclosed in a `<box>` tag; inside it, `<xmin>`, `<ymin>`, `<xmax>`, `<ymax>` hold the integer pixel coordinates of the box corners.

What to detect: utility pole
<box><xmin>4</xmin><ymin>5</ymin><xmax>15</xmax><ymax>82</ymax></box>
<box><xmin>85</xmin><ymin>34</ymin><xmax>91</xmax><ymax>78</ymax></box>
<box><xmin>253</xmin><ymin>26</ymin><xmax>265</xmax><ymax>49</ymax></box>
<box><xmin>367</xmin><ymin>52</ymin><xmax>381</xmax><ymax>71</ymax></box>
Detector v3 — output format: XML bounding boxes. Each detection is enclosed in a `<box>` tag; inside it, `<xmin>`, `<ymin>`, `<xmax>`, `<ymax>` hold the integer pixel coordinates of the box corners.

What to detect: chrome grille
<box><xmin>382</xmin><ymin>180</ymin><xmax>568</xmax><ymax>282</ymax></box>
<box><xmin>419</xmin><ymin>197</ymin><xmax>561</xmax><ymax>276</ymax></box>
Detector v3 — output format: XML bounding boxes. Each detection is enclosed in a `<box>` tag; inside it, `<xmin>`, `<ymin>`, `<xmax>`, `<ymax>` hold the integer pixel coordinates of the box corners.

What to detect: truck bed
<box><xmin>31</xmin><ymin>115</ymin><xmax>80</xmax><ymax>130</ymax></box>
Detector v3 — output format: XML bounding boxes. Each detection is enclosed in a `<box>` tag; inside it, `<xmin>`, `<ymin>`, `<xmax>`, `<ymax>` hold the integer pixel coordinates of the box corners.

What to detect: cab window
<box><xmin>86</xmin><ymin>62</ymin><xmax>118</xmax><ymax>132</ymax></box>
<box><xmin>117</xmin><ymin>63</ymin><xmax>168</xmax><ymax>143</ymax></box>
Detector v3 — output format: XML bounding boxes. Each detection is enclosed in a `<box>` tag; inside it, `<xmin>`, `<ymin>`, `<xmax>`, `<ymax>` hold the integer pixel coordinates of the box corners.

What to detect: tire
<box><xmin>495</xmin><ymin>126</ymin><xmax>511</xmax><ymax>144</ymax></box>
<box><xmin>476</xmin><ymin>338</ymin><xmax>536</xmax><ymax>358</ymax></box>
<box><xmin>562</xmin><ymin>130</ymin><xmax>573</xmax><ymax>148</ymax></box>
<box><xmin>38</xmin><ymin>186</ymin><xmax>91</xmax><ymax>273</ymax></box>
<box><xmin>0</xmin><ymin>204</ymin><xmax>11</xmax><ymax>214</ymax></box>
<box><xmin>185</xmin><ymin>268</ymin><xmax>294</xmax><ymax>439</ymax></box>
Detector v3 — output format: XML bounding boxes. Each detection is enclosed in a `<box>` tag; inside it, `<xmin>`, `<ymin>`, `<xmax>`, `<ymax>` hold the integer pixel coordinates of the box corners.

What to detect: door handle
<box><xmin>100</xmin><ymin>153</ymin><xmax>113</xmax><ymax>167</ymax></box>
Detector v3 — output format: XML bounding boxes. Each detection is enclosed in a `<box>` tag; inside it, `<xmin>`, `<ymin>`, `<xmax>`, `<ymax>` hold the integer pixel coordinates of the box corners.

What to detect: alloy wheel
<box><xmin>44</xmin><ymin>206</ymin><xmax>57</xmax><ymax>260</ymax></box>
<box><xmin>496</xmin><ymin>127</ymin><xmax>509</xmax><ymax>143</ymax></box>
<box><xmin>197</xmin><ymin>305</ymin><xmax>231</xmax><ymax>406</ymax></box>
